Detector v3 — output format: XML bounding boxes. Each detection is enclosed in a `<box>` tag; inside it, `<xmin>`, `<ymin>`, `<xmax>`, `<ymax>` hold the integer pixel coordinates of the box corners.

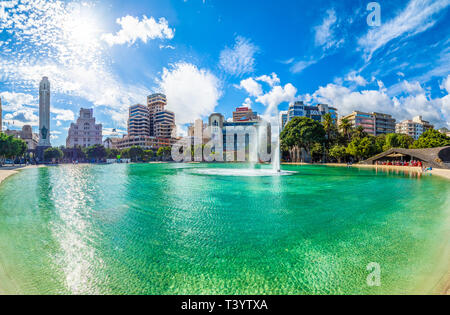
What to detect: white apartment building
<box><xmin>396</xmin><ymin>116</ymin><xmax>434</xmax><ymax>140</ymax></box>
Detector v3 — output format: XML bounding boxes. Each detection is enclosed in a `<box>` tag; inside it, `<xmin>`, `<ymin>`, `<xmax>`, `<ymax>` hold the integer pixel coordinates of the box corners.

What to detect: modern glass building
<box><xmin>283</xmin><ymin>101</ymin><xmax>338</xmax><ymax>129</ymax></box>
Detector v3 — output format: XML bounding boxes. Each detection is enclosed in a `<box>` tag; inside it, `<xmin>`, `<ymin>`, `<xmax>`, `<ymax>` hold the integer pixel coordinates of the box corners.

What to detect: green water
<box><xmin>0</xmin><ymin>164</ymin><xmax>449</xmax><ymax>295</ymax></box>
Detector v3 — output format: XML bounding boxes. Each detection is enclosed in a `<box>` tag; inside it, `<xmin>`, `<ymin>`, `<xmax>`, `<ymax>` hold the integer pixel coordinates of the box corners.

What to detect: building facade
<box><xmin>5</xmin><ymin>125</ymin><xmax>39</xmax><ymax>150</ymax></box>
<box><xmin>396</xmin><ymin>116</ymin><xmax>434</xmax><ymax>140</ymax></box>
<box><xmin>147</xmin><ymin>93</ymin><xmax>167</xmax><ymax>137</ymax></box>
<box><xmin>341</xmin><ymin>111</ymin><xmax>396</xmax><ymax>136</ymax></box>
<box><xmin>66</xmin><ymin>108</ymin><xmax>103</xmax><ymax>148</ymax></box>
<box><xmin>128</xmin><ymin>104</ymin><xmax>150</xmax><ymax>137</ymax></box>
<box><xmin>284</xmin><ymin>101</ymin><xmax>338</xmax><ymax>129</ymax></box>
<box><xmin>208</xmin><ymin>113</ymin><xmax>271</xmax><ymax>157</ymax></box>
<box><xmin>279</xmin><ymin>111</ymin><xmax>288</xmax><ymax>130</ymax></box>
<box><xmin>154</xmin><ymin>110</ymin><xmax>176</xmax><ymax>139</ymax></box>
<box><xmin>112</xmin><ymin>136</ymin><xmax>175</xmax><ymax>151</ymax></box>
<box><xmin>116</xmin><ymin>93</ymin><xmax>177</xmax><ymax>151</ymax></box>
<box><xmin>232</xmin><ymin>107</ymin><xmax>259</xmax><ymax>122</ymax></box>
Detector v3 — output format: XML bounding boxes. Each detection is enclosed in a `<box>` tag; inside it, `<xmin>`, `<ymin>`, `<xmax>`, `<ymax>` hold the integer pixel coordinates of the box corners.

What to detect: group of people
<box><xmin>375</xmin><ymin>160</ymin><xmax>423</xmax><ymax>167</ymax></box>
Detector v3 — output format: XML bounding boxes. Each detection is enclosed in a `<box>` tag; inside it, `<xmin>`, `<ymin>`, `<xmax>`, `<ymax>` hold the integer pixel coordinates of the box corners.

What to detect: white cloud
<box><xmin>52</xmin><ymin>108</ymin><xmax>75</xmax><ymax>121</ymax></box>
<box><xmin>0</xmin><ymin>91</ymin><xmax>35</xmax><ymax>111</ymax></box>
<box><xmin>346</xmin><ymin>71</ymin><xmax>368</xmax><ymax>86</ymax></box>
<box><xmin>402</xmin><ymin>80</ymin><xmax>425</xmax><ymax>94</ymax></box>
<box><xmin>0</xmin><ymin>1</ymin><xmax>150</xmax><ymax>125</ymax></box>
<box><xmin>242</xmin><ymin>97</ymin><xmax>252</xmax><ymax>108</ymax></box>
<box><xmin>158</xmin><ymin>62</ymin><xmax>222</xmax><ymax>126</ymax></box>
<box><xmin>238</xmin><ymin>78</ymin><xmax>263</xmax><ymax>97</ymax></box>
<box><xmin>256</xmin><ymin>73</ymin><xmax>280</xmax><ymax>87</ymax></box>
<box><xmin>4</xmin><ymin>108</ymin><xmax>39</xmax><ymax>127</ymax></box>
<box><xmin>102</xmin><ymin>15</ymin><xmax>175</xmax><ymax>46</ymax></box>
<box><xmin>256</xmin><ymin>84</ymin><xmax>298</xmax><ymax>114</ymax></box>
<box><xmin>441</xmin><ymin>75</ymin><xmax>450</xmax><ymax>94</ymax></box>
<box><xmin>219</xmin><ymin>36</ymin><xmax>258</xmax><ymax>76</ymax></box>
<box><xmin>314</xmin><ymin>9</ymin><xmax>340</xmax><ymax>50</ymax></box>
<box><xmin>159</xmin><ymin>44</ymin><xmax>175</xmax><ymax>50</ymax></box>
<box><xmin>358</xmin><ymin>0</ymin><xmax>450</xmax><ymax>59</ymax></box>
<box><xmin>239</xmin><ymin>74</ymin><xmax>298</xmax><ymax>115</ymax></box>
<box><xmin>290</xmin><ymin>59</ymin><xmax>319</xmax><ymax>74</ymax></box>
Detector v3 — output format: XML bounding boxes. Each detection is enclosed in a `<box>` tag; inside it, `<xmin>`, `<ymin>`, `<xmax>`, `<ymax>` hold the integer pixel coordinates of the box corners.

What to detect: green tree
<box><xmin>128</xmin><ymin>146</ymin><xmax>144</xmax><ymax>162</ymax></box>
<box><xmin>310</xmin><ymin>142</ymin><xmax>324</xmax><ymax>163</ymax></box>
<box><xmin>374</xmin><ymin>135</ymin><xmax>386</xmax><ymax>154</ymax></box>
<box><xmin>143</xmin><ymin>150</ymin><xmax>154</xmax><ymax>162</ymax></box>
<box><xmin>106</xmin><ymin>148</ymin><xmax>121</xmax><ymax>159</ymax></box>
<box><xmin>329</xmin><ymin>145</ymin><xmax>348</xmax><ymax>163</ymax></box>
<box><xmin>346</xmin><ymin>136</ymin><xmax>377</xmax><ymax>161</ymax></box>
<box><xmin>85</xmin><ymin>144</ymin><xmax>107</xmax><ymax>162</ymax></box>
<box><xmin>44</xmin><ymin>147</ymin><xmax>63</xmax><ymax>162</ymax></box>
<box><xmin>383</xmin><ymin>133</ymin><xmax>414</xmax><ymax>151</ymax></box>
<box><xmin>280</xmin><ymin>117</ymin><xmax>326</xmax><ymax>162</ymax></box>
<box><xmin>352</xmin><ymin>125</ymin><xmax>368</xmax><ymax>140</ymax></box>
<box><xmin>412</xmin><ymin>129</ymin><xmax>450</xmax><ymax>149</ymax></box>
<box><xmin>157</xmin><ymin>146</ymin><xmax>172</xmax><ymax>161</ymax></box>
<box><xmin>0</xmin><ymin>134</ymin><xmax>27</xmax><ymax>164</ymax></box>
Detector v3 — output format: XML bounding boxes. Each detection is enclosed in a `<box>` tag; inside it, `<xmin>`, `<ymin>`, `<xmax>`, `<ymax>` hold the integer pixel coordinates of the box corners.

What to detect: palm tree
<box><xmin>339</xmin><ymin>118</ymin><xmax>352</xmax><ymax>141</ymax></box>
<box><xmin>322</xmin><ymin>113</ymin><xmax>334</xmax><ymax>141</ymax></box>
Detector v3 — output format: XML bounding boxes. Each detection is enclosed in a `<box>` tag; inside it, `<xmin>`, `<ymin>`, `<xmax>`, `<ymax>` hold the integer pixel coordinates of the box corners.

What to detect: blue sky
<box><xmin>0</xmin><ymin>0</ymin><xmax>449</xmax><ymax>145</ymax></box>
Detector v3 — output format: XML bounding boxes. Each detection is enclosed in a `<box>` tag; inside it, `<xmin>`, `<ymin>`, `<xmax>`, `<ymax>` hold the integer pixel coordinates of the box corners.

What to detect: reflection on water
<box><xmin>46</xmin><ymin>166</ymin><xmax>103</xmax><ymax>294</ymax></box>
<box><xmin>0</xmin><ymin>164</ymin><xmax>448</xmax><ymax>294</ymax></box>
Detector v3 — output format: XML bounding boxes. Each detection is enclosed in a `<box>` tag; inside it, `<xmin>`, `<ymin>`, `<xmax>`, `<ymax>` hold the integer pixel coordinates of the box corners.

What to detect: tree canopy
<box><xmin>44</xmin><ymin>147</ymin><xmax>63</xmax><ymax>162</ymax></box>
<box><xmin>0</xmin><ymin>133</ymin><xmax>27</xmax><ymax>161</ymax></box>
<box><xmin>411</xmin><ymin>129</ymin><xmax>450</xmax><ymax>149</ymax></box>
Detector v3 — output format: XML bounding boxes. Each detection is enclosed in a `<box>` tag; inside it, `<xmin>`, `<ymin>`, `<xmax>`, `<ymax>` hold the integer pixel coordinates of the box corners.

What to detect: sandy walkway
<box><xmin>0</xmin><ymin>165</ymin><xmax>43</xmax><ymax>186</ymax></box>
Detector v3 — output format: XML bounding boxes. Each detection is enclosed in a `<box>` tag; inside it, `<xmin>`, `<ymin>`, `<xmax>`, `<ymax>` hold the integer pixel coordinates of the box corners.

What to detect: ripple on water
<box><xmin>0</xmin><ymin>164</ymin><xmax>449</xmax><ymax>294</ymax></box>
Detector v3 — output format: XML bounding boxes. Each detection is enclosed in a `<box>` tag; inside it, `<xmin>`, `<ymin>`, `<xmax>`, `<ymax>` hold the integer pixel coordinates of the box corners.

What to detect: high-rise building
<box><xmin>128</xmin><ymin>104</ymin><xmax>150</xmax><ymax>137</ymax></box>
<box><xmin>154</xmin><ymin>110</ymin><xmax>176</xmax><ymax>139</ymax></box>
<box><xmin>232</xmin><ymin>107</ymin><xmax>259</xmax><ymax>122</ymax></box>
<box><xmin>66</xmin><ymin>108</ymin><xmax>102</xmax><ymax>148</ymax></box>
<box><xmin>283</xmin><ymin>101</ymin><xmax>338</xmax><ymax>129</ymax></box>
<box><xmin>396</xmin><ymin>116</ymin><xmax>434</xmax><ymax>140</ymax></box>
<box><xmin>340</xmin><ymin>111</ymin><xmax>396</xmax><ymax>136</ymax></box>
<box><xmin>38</xmin><ymin>76</ymin><xmax>51</xmax><ymax>147</ymax></box>
<box><xmin>147</xmin><ymin>93</ymin><xmax>167</xmax><ymax>137</ymax></box>
<box><xmin>373</xmin><ymin>112</ymin><xmax>396</xmax><ymax>135</ymax></box>
<box><xmin>279</xmin><ymin>111</ymin><xmax>288</xmax><ymax>129</ymax></box>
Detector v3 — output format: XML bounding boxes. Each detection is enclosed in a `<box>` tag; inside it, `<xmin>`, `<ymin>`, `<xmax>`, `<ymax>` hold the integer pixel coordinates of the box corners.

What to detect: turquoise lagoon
<box><xmin>0</xmin><ymin>163</ymin><xmax>449</xmax><ymax>294</ymax></box>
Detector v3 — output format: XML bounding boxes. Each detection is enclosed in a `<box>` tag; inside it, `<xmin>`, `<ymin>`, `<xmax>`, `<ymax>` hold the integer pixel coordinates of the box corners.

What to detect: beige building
<box><xmin>128</xmin><ymin>104</ymin><xmax>150</xmax><ymax>137</ymax></box>
<box><xmin>5</xmin><ymin>125</ymin><xmax>39</xmax><ymax>150</ymax></box>
<box><xmin>396</xmin><ymin>116</ymin><xmax>434</xmax><ymax>140</ymax></box>
<box><xmin>340</xmin><ymin>111</ymin><xmax>396</xmax><ymax>136</ymax></box>
<box><xmin>112</xmin><ymin>136</ymin><xmax>175</xmax><ymax>151</ymax></box>
<box><xmin>188</xmin><ymin>119</ymin><xmax>209</xmax><ymax>145</ymax></box>
<box><xmin>66</xmin><ymin>108</ymin><xmax>102</xmax><ymax>148</ymax></box>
